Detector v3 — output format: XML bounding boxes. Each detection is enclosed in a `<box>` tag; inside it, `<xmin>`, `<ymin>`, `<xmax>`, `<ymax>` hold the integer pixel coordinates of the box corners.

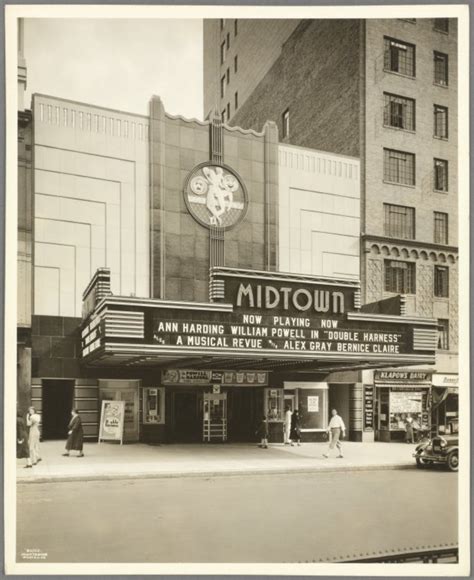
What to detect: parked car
<box><xmin>413</xmin><ymin>433</ymin><xmax>459</xmax><ymax>472</ymax></box>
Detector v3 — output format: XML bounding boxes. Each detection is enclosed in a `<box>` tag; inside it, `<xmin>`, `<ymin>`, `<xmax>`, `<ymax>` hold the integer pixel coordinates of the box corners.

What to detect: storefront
<box><xmin>373</xmin><ymin>370</ymin><xmax>432</xmax><ymax>442</ymax></box>
<box><xmin>80</xmin><ymin>267</ymin><xmax>439</xmax><ymax>444</ymax></box>
<box><xmin>431</xmin><ymin>373</ymin><xmax>459</xmax><ymax>435</ymax></box>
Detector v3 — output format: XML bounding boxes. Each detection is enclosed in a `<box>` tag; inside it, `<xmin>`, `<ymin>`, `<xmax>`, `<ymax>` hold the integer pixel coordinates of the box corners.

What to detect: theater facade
<box><xmin>19</xmin><ymin>94</ymin><xmax>439</xmax><ymax>443</ymax></box>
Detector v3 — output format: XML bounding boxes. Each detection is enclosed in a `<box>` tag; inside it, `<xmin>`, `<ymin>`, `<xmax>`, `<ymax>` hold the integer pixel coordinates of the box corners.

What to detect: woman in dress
<box><xmin>17</xmin><ymin>411</ymin><xmax>32</xmax><ymax>468</ymax></box>
<box><xmin>26</xmin><ymin>406</ymin><xmax>41</xmax><ymax>465</ymax></box>
<box><xmin>63</xmin><ymin>409</ymin><xmax>84</xmax><ymax>457</ymax></box>
<box><xmin>290</xmin><ymin>409</ymin><xmax>302</xmax><ymax>446</ymax></box>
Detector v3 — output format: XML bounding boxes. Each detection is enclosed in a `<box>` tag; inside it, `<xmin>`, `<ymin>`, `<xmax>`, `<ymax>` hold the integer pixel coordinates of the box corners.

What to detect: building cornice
<box><xmin>362</xmin><ymin>234</ymin><xmax>458</xmax><ymax>254</ymax></box>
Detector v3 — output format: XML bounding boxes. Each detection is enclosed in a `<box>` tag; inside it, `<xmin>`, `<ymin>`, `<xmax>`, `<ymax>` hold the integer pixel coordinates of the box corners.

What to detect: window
<box><xmin>234</xmin><ymin>55</ymin><xmax>238</xmax><ymax>73</ymax></box>
<box><xmin>434</xmin><ymin>212</ymin><xmax>448</xmax><ymax>244</ymax></box>
<box><xmin>434</xmin><ymin>18</ymin><xmax>449</xmax><ymax>33</ymax></box>
<box><xmin>384</xmin><ymin>260</ymin><xmax>416</xmax><ymax>294</ymax></box>
<box><xmin>437</xmin><ymin>319</ymin><xmax>449</xmax><ymax>350</ymax></box>
<box><xmin>384</xmin><ymin>37</ymin><xmax>415</xmax><ymax>77</ymax></box>
<box><xmin>264</xmin><ymin>388</ymin><xmax>283</xmax><ymax>422</ymax></box>
<box><xmin>384</xmin><ymin>204</ymin><xmax>415</xmax><ymax>239</ymax></box>
<box><xmin>282</xmin><ymin>108</ymin><xmax>290</xmax><ymax>139</ymax></box>
<box><xmin>434</xmin><ymin>266</ymin><xmax>449</xmax><ymax>297</ymax></box>
<box><xmin>63</xmin><ymin>108</ymin><xmax>68</xmax><ymax>126</ymax></box>
<box><xmin>235</xmin><ymin>91</ymin><xmax>238</xmax><ymax>111</ymax></box>
<box><xmin>221</xmin><ymin>108</ymin><xmax>226</xmax><ymax>123</ymax></box>
<box><xmin>234</xmin><ymin>19</ymin><xmax>238</xmax><ymax>36</ymax></box>
<box><xmin>227</xmin><ymin>102</ymin><xmax>230</xmax><ymax>120</ymax></box>
<box><xmin>383</xmin><ymin>93</ymin><xmax>415</xmax><ymax>130</ymax></box>
<box><xmin>220</xmin><ymin>41</ymin><xmax>225</xmax><ymax>65</ymax></box>
<box><xmin>71</xmin><ymin>110</ymin><xmax>76</xmax><ymax>128</ymax></box>
<box><xmin>384</xmin><ymin>148</ymin><xmax>415</xmax><ymax>185</ymax></box>
<box><xmin>220</xmin><ymin>19</ymin><xmax>225</xmax><ymax>30</ymax></box>
<box><xmin>220</xmin><ymin>75</ymin><xmax>226</xmax><ymax>98</ymax></box>
<box><xmin>434</xmin><ymin>105</ymin><xmax>448</xmax><ymax>138</ymax></box>
<box><xmin>434</xmin><ymin>52</ymin><xmax>448</xmax><ymax>86</ymax></box>
<box><xmin>434</xmin><ymin>159</ymin><xmax>448</xmax><ymax>192</ymax></box>
<box><xmin>226</xmin><ymin>67</ymin><xmax>230</xmax><ymax>84</ymax></box>
<box><xmin>226</xmin><ymin>33</ymin><xmax>230</xmax><ymax>50</ymax></box>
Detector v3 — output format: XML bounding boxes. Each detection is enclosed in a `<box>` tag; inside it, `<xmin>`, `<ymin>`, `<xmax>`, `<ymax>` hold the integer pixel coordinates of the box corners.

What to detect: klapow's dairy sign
<box><xmin>82</xmin><ymin>268</ymin><xmax>438</xmax><ymax>366</ymax></box>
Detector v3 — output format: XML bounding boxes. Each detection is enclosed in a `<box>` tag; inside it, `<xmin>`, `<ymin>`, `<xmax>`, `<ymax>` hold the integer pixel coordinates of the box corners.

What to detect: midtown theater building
<box><xmin>18</xmin><ymin>91</ymin><xmax>439</xmax><ymax>443</ymax></box>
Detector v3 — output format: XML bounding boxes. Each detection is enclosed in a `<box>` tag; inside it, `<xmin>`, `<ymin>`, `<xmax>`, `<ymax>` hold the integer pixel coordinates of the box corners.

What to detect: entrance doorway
<box><xmin>227</xmin><ymin>388</ymin><xmax>262</xmax><ymax>442</ymax></box>
<box><xmin>172</xmin><ymin>391</ymin><xmax>201</xmax><ymax>442</ymax></box>
<box><xmin>42</xmin><ymin>379</ymin><xmax>75</xmax><ymax>440</ymax></box>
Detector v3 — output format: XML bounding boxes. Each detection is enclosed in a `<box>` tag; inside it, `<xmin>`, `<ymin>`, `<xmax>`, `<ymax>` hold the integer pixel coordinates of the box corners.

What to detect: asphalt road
<box><xmin>17</xmin><ymin>469</ymin><xmax>457</xmax><ymax>563</ymax></box>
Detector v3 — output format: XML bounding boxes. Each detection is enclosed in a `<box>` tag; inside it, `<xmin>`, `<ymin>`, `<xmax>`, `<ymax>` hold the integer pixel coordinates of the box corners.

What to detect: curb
<box><xmin>17</xmin><ymin>462</ymin><xmax>416</xmax><ymax>484</ymax></box>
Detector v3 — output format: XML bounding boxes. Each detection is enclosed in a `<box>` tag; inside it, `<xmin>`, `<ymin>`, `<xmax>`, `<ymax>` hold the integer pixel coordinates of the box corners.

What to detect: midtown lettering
<box><xmin>236</xmin><ymin>283</ymin><xmax>345</xmax><ymax>313</ymax></box>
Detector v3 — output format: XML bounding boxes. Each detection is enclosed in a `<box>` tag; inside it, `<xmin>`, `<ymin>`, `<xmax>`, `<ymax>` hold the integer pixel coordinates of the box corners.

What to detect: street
<box><xmin>17</xmin><ymin>469</ymin><xmax>457</xmax><ymax>563</ymax></box>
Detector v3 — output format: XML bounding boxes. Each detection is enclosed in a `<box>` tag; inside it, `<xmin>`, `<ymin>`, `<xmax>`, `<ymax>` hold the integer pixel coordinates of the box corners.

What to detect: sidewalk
<box><xmin>16</xmin><ymin>440</ymin><xmax>417</xmax><ymax>483</ymax></box>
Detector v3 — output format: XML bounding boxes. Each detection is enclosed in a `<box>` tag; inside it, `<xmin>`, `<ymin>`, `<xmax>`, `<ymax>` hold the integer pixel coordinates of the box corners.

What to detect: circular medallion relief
<box><xmin>184</xmin><ymin>162</ymin><xmax>248</xmax><ymax>230</ymax></box>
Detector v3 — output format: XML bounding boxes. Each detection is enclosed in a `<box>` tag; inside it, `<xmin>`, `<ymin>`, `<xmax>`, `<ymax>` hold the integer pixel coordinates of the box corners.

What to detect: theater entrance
<box><xmin>42</xmin><ymin>379</ymin><xmax>75</xmax><ymax>440</ymax></box>
<box><xmin>170</xmin><ymin>390</ymin><xmax>202</xmax><ymax>442</ymax></box>
<box><xmin>227</xmin><ymin>388</ymin><xmax>263</xmax><ymax>442</ymax></box>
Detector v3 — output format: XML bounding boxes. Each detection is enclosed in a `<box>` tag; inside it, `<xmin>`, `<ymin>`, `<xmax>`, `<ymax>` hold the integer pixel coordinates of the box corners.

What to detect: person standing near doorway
<box><xmin>256</xmin><ymin>415</ymin><xmax>269</xmax><ymax>449</ymax></box>
<box><xmin>323</xmin><ymin>408</ymin><xmax>346</xmax><ymax>458</ymax></box>
<box><xmin>405</xmin><ymin>414</ymin><xmax>415</xmax><ymax>444</ymax></box>
<box><xmin>17</xmin><ymin>411</ymin><xmax>32</xmax><ymax>468</ymax></box>
<box><xmin>290</xmin><ymin>409</ymin><xmax>302</xmax><ymax>446</ymax></box>
<box><xmin>63</xmin><ymin>409</ymin><xmax>84</xmax><ymax>457</ymax></box>
<box><xmin>26</xmin><ymin>406</ymin><xmax>41</xmax><ymax>465</ymax></box>
<box><xmin>284</xmin><ymin>406</ymin><xmax>293</xmax><ymax>445</ymax></box>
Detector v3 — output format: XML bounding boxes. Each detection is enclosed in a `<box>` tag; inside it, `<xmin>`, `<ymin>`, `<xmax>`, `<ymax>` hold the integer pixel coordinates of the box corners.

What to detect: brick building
<box><xmin>204</xmin><ymin>18</ymin><xmax>459</xmax><ymax>440</ymax></box>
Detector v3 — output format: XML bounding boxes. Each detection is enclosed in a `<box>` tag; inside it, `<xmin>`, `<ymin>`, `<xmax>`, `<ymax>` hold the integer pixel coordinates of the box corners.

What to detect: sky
<box><xmin>23</xmin><ymin>18</ymin><xmax>204</xmax><ymax>119</ymax></box>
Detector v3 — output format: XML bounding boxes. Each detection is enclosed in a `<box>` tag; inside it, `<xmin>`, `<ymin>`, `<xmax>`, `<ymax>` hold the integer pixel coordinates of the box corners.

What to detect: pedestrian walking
<box><xmin>63</xmin><ymin>409</ymin><xmax>84</xmax><ymax>457</ymax></box>
<box><xmin>17</xmin><ymin>411</ymin><xmax>32</xmax><ymax>468</ymax></box>
<box><xmin>405</xmin><ymin>414</ymin><xmax>415</xmax><ymax>444</ymax></box>
<box><xmin>290</xmin><ymin>409</ymin><xmax>302</xmax><ymax>446</ymax></box>
<box><xmin>256</xmin><ymin>415</ymin><xmax>269</xmax><ymax>448</ymax></box>
<box><xmin>284</xmin><ymin>406</ymin><xmax>292</xmax><ymax>445</ymax></box>
<box><xmin>323</xmin><ymin>408</ymin><xmax>346</xmax><ymax>458</ymax></box>
<box><xmin>26</xmin><ymin>406</ymin><xmax>41</xmax><ymax>465</ymax></box>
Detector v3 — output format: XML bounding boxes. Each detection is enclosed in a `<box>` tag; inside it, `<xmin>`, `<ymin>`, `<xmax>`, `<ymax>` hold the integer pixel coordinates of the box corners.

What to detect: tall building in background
<box><xmin>204</xmin><ymin>18</ymin><xmax>459</xmax><ymax>441</ymax></box>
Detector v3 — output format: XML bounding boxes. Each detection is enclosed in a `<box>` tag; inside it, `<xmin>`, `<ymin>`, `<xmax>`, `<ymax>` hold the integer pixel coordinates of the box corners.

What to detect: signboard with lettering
<box><xmin>374</xmin><ymin>371</ymin><xmax>432</xmax><ymax>382</ymax></box>
<box><xmin>307</xmin><ymin>396</ymin><xmax>319</xmax><ymax>412</ymax></box>
<box><xmin>162</xmin><ymin>370</ymin><xmax>268</xmax><ymax>386</ymax></box>
<box><xmin>98</xmin><ymin>400</ymin><xmax>125</xmax><ymax>444</ymax></box>
<box><xmin>364</xmin><ymin>385</ymin><xmax>374</xmax><ymax>431</ymax></box>
<box><xmin>81</xmin><ymin>269</ymin><xmax>438</xmax><ymax>368</ymax></box>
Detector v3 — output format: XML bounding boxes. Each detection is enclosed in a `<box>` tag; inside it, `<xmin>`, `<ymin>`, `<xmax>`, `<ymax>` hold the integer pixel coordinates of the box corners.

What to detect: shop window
<box><xmin>389</xmin><ymin>390</ymin><xmax>424</xmax><ymax>432</ymax></box>
<box><xmin>434</xmin><ymin>105</ymin><xmax>448</xmax><ymax>138</ymax></box>
<box><xmin>438</xmin><ymin>319</ymin><xmax>449</xmax><ymax>350</ymax></box>
<box><xmin>384</xmin><ymin>260</ymin><xmax>416</xmax><ymax>294</ymax></box>
<box><xmin>434</xmin><ymin>51</ymin><xmax>448</xmax><ymax>86</ymax></box>
<box><xmin>434</xmin><ymin>18</ymin><xmax>449</xmax><ymax>33</ymax></box>
<box><xmin>384</xmin><ymin>37</ymin><xmax>416</xmax><ymax>77</ymax></box>
<box><xmin>434</xmin><ymin>159</ymin><xmax>448</xmax><ymax>192</ymax></box>
<box><xmin>434</xmin><ymin>266</ymin><xmax>449</xmax><ymax>297</ymax></box>
<box><xmin>142</xmin><ymin>387</ymin><xmax>165</xmax><ymax>424</ymax></box>
<box><xmin>264</xmin><ymin>388</ymin><xmax>283</xmax><ymax>422</ymax></box>
<box><xmin>383</xmin><ymin>148</ymin><xmax>415</xmax><ymax>185</ymax></box>
<box><xmin>384</xmin><ymin>203</ymin><xmax>415</xmax><ymax>239</ymax></box>
<box><xmin>282</xmin><ymin>108</ymin><xmax>290</xmax><ymax>139</ymax></box>
<box><xmin>434</xmin><ymin>211</ymin><xmax>448</xmax><ymax>244</ymax></box>
<box><xmin>383</xmin><ymin>93</ymin><xmax>415</xmax><ymax>131</ymax></box>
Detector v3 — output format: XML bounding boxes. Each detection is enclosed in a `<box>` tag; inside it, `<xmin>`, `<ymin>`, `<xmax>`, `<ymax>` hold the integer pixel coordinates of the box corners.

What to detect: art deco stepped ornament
<box><xmin>184</xmin><ymin>163</ymin><xmax>248</xmax><ymax>230</ymax></box>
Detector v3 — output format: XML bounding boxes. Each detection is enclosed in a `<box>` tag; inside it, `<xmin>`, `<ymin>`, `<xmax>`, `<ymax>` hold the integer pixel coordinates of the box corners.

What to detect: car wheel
<box><xmin>416</xmin><ymin>457</ymin><xmax>429</xmax><ymax>468</ymax></box>
<box><xmin>447</xmin><ymin>452</ymin><xmax>459</xmax><ymax>472</ymax></box>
